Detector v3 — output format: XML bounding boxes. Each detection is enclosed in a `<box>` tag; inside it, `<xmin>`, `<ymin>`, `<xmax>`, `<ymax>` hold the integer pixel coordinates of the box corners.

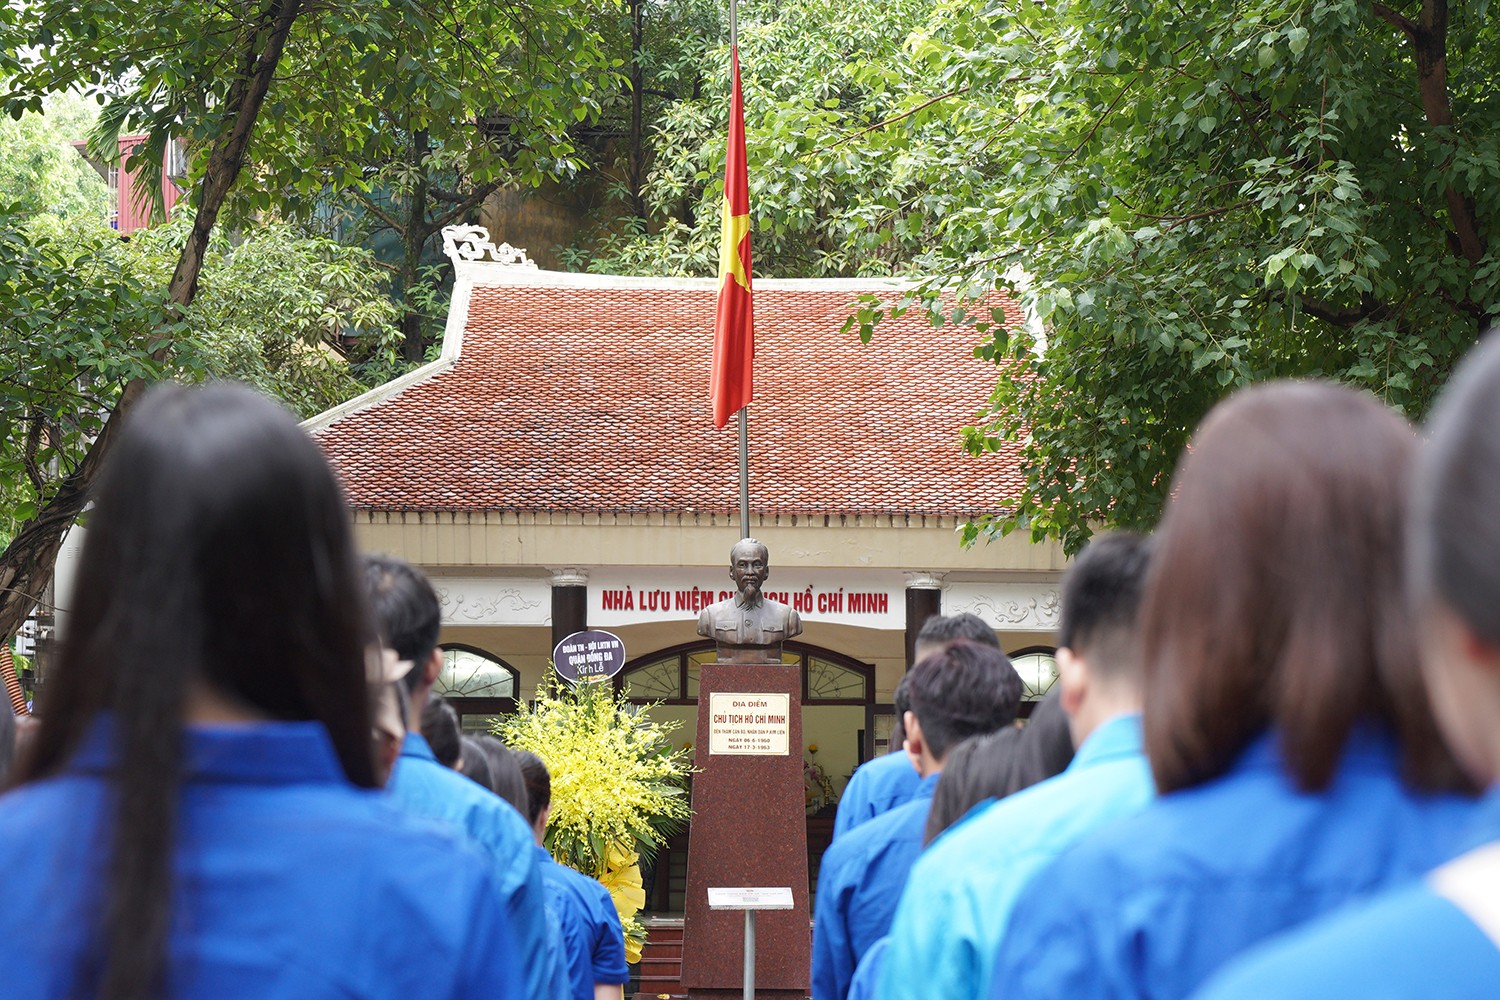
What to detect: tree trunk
<box><xmin>1382</xmin><ymin>0</ymin><xmax>1486</xmax><ymax>266</ymax></box>
<box><xmin>628</xmin><ymin>0</ymin><xmax>648</xmax><ymax>221</ymax></box>
<box><xmin>0</xmin><ymin>0</ymin><xmax>304</xmax><ymax>644</ymax></box>
<box><xmin>400</xmin><ymin>129</ymin><xmax>434</xmax><ymax>365</ymax></box>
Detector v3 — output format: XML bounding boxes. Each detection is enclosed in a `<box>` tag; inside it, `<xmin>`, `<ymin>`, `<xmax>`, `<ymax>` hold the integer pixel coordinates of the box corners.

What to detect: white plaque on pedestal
<box><xmin>707</xmin><ymin>692</ymin><xmax>791</xmax><ymax>756</ymax></box>
<box><xmin>708</xmin><ymin>887</ymin><xmax>796</xmax><ymax>910</ymax></box>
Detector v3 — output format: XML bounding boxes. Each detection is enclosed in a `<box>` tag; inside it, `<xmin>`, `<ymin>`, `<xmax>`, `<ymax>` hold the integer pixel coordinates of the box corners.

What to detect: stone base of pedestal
<box><xmin>680</xmin><ymin>661</ymin><xmax>811</xmax><ymax>998</ymax></box>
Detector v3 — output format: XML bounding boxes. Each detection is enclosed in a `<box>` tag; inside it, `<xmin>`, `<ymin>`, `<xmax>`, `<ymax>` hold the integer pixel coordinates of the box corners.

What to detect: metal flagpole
<box><xmin>731</xmin><ymin>0</ymin><xmax>750</xmax><ymax>541</ymax></box>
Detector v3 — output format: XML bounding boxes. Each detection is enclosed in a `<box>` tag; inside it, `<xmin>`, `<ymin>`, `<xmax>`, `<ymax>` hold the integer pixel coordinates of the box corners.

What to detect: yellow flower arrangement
<box><xmin>498</xmin><ymin>680</ymin><xmax>693</xmax><ymax>961</ymax></box>
<box><xmin>598</xmin><ymin>844</ymin><xmax>648</xmax><ymax>963</ymax></box>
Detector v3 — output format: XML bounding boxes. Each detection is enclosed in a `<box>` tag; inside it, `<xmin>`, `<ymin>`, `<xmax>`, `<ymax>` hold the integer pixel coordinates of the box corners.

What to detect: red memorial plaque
<box><xmin>681</xmin><ymin>660</ymin><xmax>810</xmax><ymax>999</ymax></box>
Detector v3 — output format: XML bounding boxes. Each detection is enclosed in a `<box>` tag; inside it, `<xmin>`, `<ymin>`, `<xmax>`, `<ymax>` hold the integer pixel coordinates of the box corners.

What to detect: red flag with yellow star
<box><xmin>711</xmin><ymin>47</ymin><xmax>753</xmax><ymax>429</ymax></box>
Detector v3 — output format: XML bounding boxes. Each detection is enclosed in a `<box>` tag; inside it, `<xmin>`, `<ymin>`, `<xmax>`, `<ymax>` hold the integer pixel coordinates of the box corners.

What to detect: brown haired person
<box><xmin>1192</xmin><ymin>340</ymin><xmax>1500</xmax><ymax>999</ymax></box>
<box><xmin>987</xmin><ymin>382</ymin><xmax>1478</xmax><ymax>1000</ymax></box>
<box><xmin>0</xmin><ymin>384</ymin><xmax>523</xmax><ymax>999</ymax></box>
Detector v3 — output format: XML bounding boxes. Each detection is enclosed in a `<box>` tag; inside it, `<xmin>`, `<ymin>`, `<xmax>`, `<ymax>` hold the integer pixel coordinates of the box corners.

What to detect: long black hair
<box><xmin>16</xmin><ymin>382</ymin><xmax>377</xmax><ymax>1000</ymax></box>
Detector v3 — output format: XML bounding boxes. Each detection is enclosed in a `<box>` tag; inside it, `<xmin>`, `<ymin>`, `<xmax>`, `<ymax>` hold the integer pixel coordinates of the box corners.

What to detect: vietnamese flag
<box><xmin>711</xmin><ymin>46</ymin><xmax>753</xmax><ymax>429</ymax></box>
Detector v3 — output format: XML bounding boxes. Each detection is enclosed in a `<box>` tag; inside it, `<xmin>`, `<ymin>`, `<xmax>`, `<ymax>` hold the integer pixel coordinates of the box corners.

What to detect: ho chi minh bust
<box><xmin>697</xmin><ymin>538</ymin><xmax>803</xmax><ymax>663</ymax></box>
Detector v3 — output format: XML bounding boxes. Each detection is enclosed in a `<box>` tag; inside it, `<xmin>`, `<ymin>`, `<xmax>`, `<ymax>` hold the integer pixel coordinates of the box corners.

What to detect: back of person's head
<box><xmin>889</xmin><ymin>673</ymin><xmax>912</xmax><ymax>749</ymax></box>
<box><xmin>474</xmin><ymin>735</ymin><xmax>529</xmax><ymax>816</ymax></box>
<box><xmin>515</xmin><ymin>749</ymin><xmax>551</xmax><ymax>827</ymax></box>
<box><xmin>1142</xmin><ymin>380</ymin><xmax>1464</xmax><ymax>795</ymax></box>
<box><xmin>1410</xmin><ymin>337</ymin><xmax>1500</xmax><ymax>784</ymax></box>
<box><xmin>18</xmin><ymin>382</ymin><xmax>376</xmax><ymax>1000</ymax></box>
<box><xmin>915</xmin><ymin>613</ymin><xmax>1000</xmax><ymax>658</ymax></box>
<box><xmin>459</xmin><ymin>735</ymin><xmax>493</xmax><ymax>789</ymax></box>
<box><xmin>0</xmin><ymin>708</ymin><xmax>15</xmax><ymax>786</ymax></box>
<box><xmin>362</xmin><ymin>554</ymin><xmax>440</xmax><ymax>692</ymax></box>
<box><xmin>923</xmin><ymin>728</ymin><xmax>1023</xmax><ymax>844</ymax></box>
<box><xmin>1058</xmin><ymin>532</ymin><xmax>1153</xmax><ymax>682</ymax></box>
<box><xmin>421</xmin><ymin>696</ymin><xmax>461</xmax><ymax>768</ymax></box>
<box><xmin>1000</xmin><ymin>688</ymin><xmax>1074</xmax><ymax>796</ymax></box>
<box><xmin>906</xmin><ymin>641</ymin><xmax>1023</xmax><ymax>761</ymax></box>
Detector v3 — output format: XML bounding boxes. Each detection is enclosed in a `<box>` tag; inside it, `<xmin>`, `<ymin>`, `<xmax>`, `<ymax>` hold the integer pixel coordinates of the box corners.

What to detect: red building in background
<box><xmin>72</xmin><ymin>133</ymin><xmax>187</xmax><ymax>234</ymax></box>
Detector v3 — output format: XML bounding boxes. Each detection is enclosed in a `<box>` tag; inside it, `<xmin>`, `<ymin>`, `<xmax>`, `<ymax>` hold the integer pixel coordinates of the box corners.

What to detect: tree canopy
<box><xmin>582</xmin><ymin>0</ymin><xmax>1500</xmax><ymax>552</ymax></box>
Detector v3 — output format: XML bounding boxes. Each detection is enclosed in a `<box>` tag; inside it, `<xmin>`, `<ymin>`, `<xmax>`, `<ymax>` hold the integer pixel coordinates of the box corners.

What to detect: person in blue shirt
<box><xmin>832</xmin><ymin>678</ymin><xmax>919</xmax><ymax>840</ymax></box>
<box><xmin>516</xmin><ymin>749</ymin><xmax>632</xmax><ymax>1000</ymax></box>
<box><xmin>988</xmin><ymin>382</ymin><xmax>1479</xmax><ymax>1000</ymax></box>
<box><xmin>834</xmin><ymin>614</ymin><xmax>1008</xmax><ymax>841</ymax></box>
<box><xmin>0</xmin><ymin>383</ymin><xmax>523</xmax><ymax>1000</ymax></box>
<box><xmin>1189</xmin><ymin>338</ymin><xmax>1500</xmax><ymax>1000</ymax></box>
<box><xmin>813</xmin><ymin>638</ymin><xmax>1023</xmax><ymax>1000</ymax></box>
<box><xmin>880</xmin><ymin>531</ymin><xmax>1157</xmax><ymax>1000</ymax></box>
<box><xmin>365</xmin><ymin>553</ymin><xmax>560</xmax><ymax>1000</ymax></box>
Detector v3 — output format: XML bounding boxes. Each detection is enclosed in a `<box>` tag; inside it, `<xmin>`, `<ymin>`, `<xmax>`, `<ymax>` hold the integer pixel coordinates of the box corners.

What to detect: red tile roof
<box><xmin>313</xmin><ymin>272</ymin><xmax>1026</xmax><ymax>517</ymax></box>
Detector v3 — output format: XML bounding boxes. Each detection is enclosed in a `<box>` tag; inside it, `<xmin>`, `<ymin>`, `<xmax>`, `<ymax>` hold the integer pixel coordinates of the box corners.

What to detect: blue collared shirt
<box><xmin>1190</xmin><ymin>787</ymin><xmax>1500</xmax><ymax>1000</ymax></box>
<box><xmin>988</xmin><ymin>727</ymin><xmax>1479</xmax><ymax>1000</ymax></box>
<box><xmin>833</xmin><ymin>751</ymin><xmax>921</xmax><ymax>840</ymax></box>
<box><xmin>848</xmin><ymin>936</ymin><xmax>890</xmax><ymax>1000</ymax></box>
<box><xmin>879</xmin><ymin>714</ymin><xmax>1154</xmax><ymax>1000</ymax></box>
<box><xmin>535</xmin><ymin>845</ymin><xmax>630</xmax><ymax>1000</ymax></box>
<box><xmin>389</xmin><ymin>732</ymin><xmax>557</xmax><ymax>1000</ymax></box>
<box><xmin>0</xmin><ymin>720</ymin><xmax>523</xmax><ymax>1000</ymax></box>
<box><xmin>813</xmin><ymin>771</ymin><xmax>939</xmax><ymax>1000</ymax></box>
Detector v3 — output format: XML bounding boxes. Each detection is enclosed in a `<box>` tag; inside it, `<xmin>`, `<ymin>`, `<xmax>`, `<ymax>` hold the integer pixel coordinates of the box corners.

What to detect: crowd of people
<box><xmin>5</xmin><ymin>334</ymin><xmax>1500</xmax><ymax>998</ymax></box>
<box><xmin>815</xmin><ymin>339</ymin><xmax>1500</xmax><ymax>1000</ymax></box>
<box><xmin>0</xmin><ymin>385</ymin><xmax>628</xmax><ymax>1000</ymax></box>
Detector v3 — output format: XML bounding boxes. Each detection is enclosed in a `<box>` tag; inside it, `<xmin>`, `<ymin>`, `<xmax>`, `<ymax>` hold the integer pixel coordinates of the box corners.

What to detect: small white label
<box><xmin>707</xmin><ymin>692</ymin><xmax>790</xmax><ymax>756</ymax></box>
<box><xmin>708</xmin><ymin>887</ymin><xmax>795</xmax><ymax>910</ymax></box>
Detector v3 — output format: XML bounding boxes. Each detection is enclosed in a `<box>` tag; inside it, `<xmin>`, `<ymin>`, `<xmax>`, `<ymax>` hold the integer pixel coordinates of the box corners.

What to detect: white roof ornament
<box><xmin>440</xmin><ymin>225</ymin><xmax>537</xmax><ymax>268</ymax></box>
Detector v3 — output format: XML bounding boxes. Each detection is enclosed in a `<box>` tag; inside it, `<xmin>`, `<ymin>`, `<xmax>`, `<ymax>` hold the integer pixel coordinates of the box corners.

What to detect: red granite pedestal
<box><xmin>681</xmin><ymin>660</ymin><xmax>810</xmax><ymax>1000</ymax></box>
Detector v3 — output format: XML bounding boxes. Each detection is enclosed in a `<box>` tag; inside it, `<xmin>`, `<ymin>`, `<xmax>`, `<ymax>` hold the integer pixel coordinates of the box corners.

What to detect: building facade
<box><xmin>307</xmin><ymin>228</ymin><xmax>1067</xmax><ymax>908</ymax></box>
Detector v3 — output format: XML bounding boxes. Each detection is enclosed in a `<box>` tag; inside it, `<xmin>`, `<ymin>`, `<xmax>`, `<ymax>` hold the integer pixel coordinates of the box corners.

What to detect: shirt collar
<box><xmin>914</xmin><ymin>771</ymin><xmax>941</xmax><ymax>798</ymax></box>
<box><xmin>400</xmin><ymin>731</ymin><xmax>438</xmax><ymax>762</ymax></box>
<box><xmin>1234</xmin><ymin>723</ymin><xmax>1398</xmax><ymax>776</ymax></box>
<box><xmin>1067</xmin><ymin>713</ymin><xmax>1143</xmax><ymax>772</ymax></box>
<box><xmin>68</xmin><ymin>716</ymin><xmax>350</xmax><ymax>786</ymax></box>
<box><xmin>533</xmin><ymin>844</ymin><xmax>556</xmax><ymax>865</ymax></box>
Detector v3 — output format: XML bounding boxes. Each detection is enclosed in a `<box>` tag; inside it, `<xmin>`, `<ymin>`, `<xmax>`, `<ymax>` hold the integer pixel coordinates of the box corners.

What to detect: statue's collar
<box><xmin>736</xmin><ymin>591</ymin><xmax>764</xmax><ymax>610</ymax></box>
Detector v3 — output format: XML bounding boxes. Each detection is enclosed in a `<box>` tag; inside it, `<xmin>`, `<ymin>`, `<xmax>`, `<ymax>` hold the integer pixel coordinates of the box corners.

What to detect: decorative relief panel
<box><xmin>431</xmin><ymin>577</ymin><xmax>550</xmax><ymax>627</ymax></box>
<box><xmin>943</xmin><ymin>582</ymin><xmax>1062</xmax><ymax>631</ymax></box>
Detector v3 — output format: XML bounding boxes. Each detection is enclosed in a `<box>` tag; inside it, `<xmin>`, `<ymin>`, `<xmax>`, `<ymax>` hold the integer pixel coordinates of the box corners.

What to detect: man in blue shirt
<box><xmin>812</xmin><ymin>637</ymin><xmax>1023</xmax><ymax>1000</ymax></box>
<box><xmin>833</xmin><ymin>677</ymin><xmax>919</xmax><ymax>839</ymax></box>
<box><xmin>517</xmin><ymin>750</ymin><xmax>632</xmax><ymax>1000</ymax></box>
<box><xmin>834</xmin><ymin>614</ymin><xmax>1007</xmax><ymax>841</ymax></box>
<box><xmin>878</xmin><ymin>532</ymin><xmax>1156</xmax><ymax>1000</ymax></box>
<box><xmin>366</xmin><ymin>554</ymin><xmax>561</xmax><ymax>1000</ymax></box>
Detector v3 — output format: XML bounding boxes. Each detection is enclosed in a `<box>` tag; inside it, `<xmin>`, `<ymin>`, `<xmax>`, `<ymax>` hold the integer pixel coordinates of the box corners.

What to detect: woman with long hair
<box><xmin>1191</xmin><ymin>339</ymin><xmax>1500</xmax><ymax>999</ymax></box>
<box><xmin>0</xmin><ymin>383</ymin><xmax>522</xmax><ymax>999</ymax></box>
<box><xmin>987</xmin><ymin>382</ymin><xmax>1478</xmax><ymax>1000</ymax></box>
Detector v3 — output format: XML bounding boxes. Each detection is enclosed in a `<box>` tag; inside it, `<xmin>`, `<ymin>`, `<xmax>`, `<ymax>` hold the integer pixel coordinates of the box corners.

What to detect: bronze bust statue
<box><xmin>697</xmin><ymin>538</ymin><xmax>802</xmax><ymax>663</ymax></box>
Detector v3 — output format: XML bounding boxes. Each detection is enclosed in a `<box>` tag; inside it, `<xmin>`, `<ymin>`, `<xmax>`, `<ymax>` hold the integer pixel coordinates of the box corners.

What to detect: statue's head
<box><xmin>729</xmin><ymin>538</ymin><xmax>770</xmax><ymax>596</ymax></box>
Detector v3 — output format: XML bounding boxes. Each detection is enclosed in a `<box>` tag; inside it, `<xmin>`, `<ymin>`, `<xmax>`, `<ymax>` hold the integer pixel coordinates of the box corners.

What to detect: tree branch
<box><xmin>349</xmin><ymin>187</ymin><xmax>405</xmax><ymax>233</ymax></box>
<box><xmin>825</xmin><ymin>88</ymin><xmax>972</xmax><ymax>149</ymax></box>
<box><xmin>1372</xmin><ymin>2</ymin><xmax>1419</xmax><ymax>38</ymax></box>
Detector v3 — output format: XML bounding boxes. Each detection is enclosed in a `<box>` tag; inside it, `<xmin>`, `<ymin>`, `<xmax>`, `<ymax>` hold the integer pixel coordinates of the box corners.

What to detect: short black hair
<box><xmin>362</xmin><ymin>554</ymin><xmax>441</xmax><ymax>691</ymax></box>
<box><xmin>420</xmin><ymin>696</ymin><xmax>461</xmax><ymax>768</ymax></box>
<box><xmin>515</xmin><ymin>750</ymin><xmax>551</xmax><ymax>825</ymax></box>
<box><xmin>1057</xmin><ymin>532</ymin><xmax>1153</xmax><ymax>680</ymax></box>
<box><xmin>906</xmin><ymin>641</ymin><xmax>1023</xmax><ymax>760</ymax></box>
<box><xmin>916</xmin><ymin>613</ymin><xmax>1000</xmax><ymax>650</ymax></box>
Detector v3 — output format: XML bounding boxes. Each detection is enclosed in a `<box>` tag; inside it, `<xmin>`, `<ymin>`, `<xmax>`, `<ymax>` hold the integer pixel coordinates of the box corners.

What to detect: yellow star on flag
<box><xmin>719</xmin><ymin>198</ymin><xmax>750</xmax><ymax>291</ymax></box>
